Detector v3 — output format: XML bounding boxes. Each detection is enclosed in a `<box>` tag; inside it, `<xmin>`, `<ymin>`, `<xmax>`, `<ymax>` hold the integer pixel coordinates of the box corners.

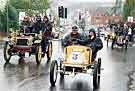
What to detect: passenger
<box><xmin>128</xmin><ymin>25</ymin><xmax>132</xmax><ymax>42</ymax></box>
<box><xmin>42</xmin><ymin>15</ymin><xmax>53</xmax><ymax>38</ymax></box>
<box><xmin>32</xmin><ymin>15</ymin><xmax>44</xmax><ymax>34</ymax></box>
<box><xmin>41</xmin><ymin>16</ymin><xmax>54</xmax><ymax>59</ymax></box>
<box><xmin>85</xmin><ymin>29</ymin><xmax>103</xmax><ymax>61</ymax></box>
<box><xmin>116</xmin><ymin>24</ymin><xmax>123</xmax><ymax>36</ymax></box>
<box><xmin>123</xmin><ymin>24</ymin><xmax>128</xmax><ymax>40</ymax></box>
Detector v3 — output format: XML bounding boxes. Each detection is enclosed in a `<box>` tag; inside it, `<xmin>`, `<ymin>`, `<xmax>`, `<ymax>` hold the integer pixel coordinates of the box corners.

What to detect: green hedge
<box><xmin>0</xmin><ymin>0</ymin><xmax>49</xmax><ymax>32</ymax></box>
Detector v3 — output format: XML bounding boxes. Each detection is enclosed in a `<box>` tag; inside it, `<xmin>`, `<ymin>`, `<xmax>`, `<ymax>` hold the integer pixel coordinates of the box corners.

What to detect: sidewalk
<box><xmin>0</xmin><ymin>36</ymin><xmax>7</xmax><ymax>48</ymax></box>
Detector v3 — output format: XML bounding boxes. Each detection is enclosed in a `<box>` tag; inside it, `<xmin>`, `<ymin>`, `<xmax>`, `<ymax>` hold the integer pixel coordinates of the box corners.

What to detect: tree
<box><xmin>7</xmin><ymin>4</ymin><xmax>19</xmax><ymax>30</ymax></box>
<box><xmin>10</xmin><ymin>0</ymin><xmax>48</xmax><ymax>11</ymax></box>
<box><xmin>32</xmin><ymin>0</ymin><xmax>48</xmax><ymax>10</ymax></box>
<box><xmin>0</xmin><ymin>10</ymin><xmax>7</xmax><ymax>32</ymax></box>
<box><xmin>123</xmin><ymin>0</ymin><xmax>135</xmax><ymax>21</ymax></box>
<box><xmin>0</xmin><ymin>11</ymin><xmax>3</xmax><ymax>31</ymax></box>
<box><xmin>10</xmin><ymin>0</ymin><xmax>31</xmax><ymax>10</ymax></box>
<box><xmin>0</xmin><ymin>3</ymin><xmax>19</xmax><ymax>32</ymax></box>
<box><xmin>0</xmin><ymin>0</ymin><xmax>49</xmax><ymax>32</ymax></box>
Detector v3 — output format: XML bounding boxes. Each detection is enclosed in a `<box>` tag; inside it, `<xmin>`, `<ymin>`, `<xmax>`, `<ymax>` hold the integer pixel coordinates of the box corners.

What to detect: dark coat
<box><xmin>85</xmin><ymin>37</ymin><xmax>103</xmax><ymax>56</ymax></box>
<box><xmin>20</xmin><ymin>21</ymin><xmax>32</xmax><ymax>33</ymax></box>
<box><xmin>63</xmin><ymin>33</ymin><xmax>84</xmax><ymax>47</ymax></box>
<box><xmin>33</xmin><ymin>21</ymin><xmax>44</xmax><ymax>34</ymax></box>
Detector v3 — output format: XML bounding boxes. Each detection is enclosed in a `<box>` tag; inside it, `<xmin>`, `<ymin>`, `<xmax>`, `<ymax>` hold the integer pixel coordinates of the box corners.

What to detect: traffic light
<box><xmin>65</xmin><ymin>8</ymin><xmax>67</xmax><ymax>18</ymax></box>
<box><xmin>58</xmin><ymin>6</ymin><xmax>64</xmax><ymax>18</ymax></box>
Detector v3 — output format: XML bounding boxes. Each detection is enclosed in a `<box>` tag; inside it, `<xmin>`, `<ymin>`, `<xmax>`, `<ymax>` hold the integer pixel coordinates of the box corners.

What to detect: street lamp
<box><xmin>7</xmin><ymin>0</ymin><xmax>9</xmax><ymax>34</ymax></box>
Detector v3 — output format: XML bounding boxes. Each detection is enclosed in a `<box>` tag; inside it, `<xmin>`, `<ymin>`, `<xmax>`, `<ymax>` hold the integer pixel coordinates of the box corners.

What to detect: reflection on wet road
<box><xmin>0</xmin><ymin>39</ymin><xmax>135</xmax><ymax>91</ymax></box>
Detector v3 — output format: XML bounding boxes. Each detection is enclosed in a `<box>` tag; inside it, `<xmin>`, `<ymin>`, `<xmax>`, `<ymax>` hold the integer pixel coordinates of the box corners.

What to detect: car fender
<box><xmin>34</xmin><ymin>40</ymin><xmax>41</xmax><ymax>44</ymax></box>
<box><xmin>3</xmin><ymin>37</ymin><xmax>10</xmax><ymax>43</ymax></box>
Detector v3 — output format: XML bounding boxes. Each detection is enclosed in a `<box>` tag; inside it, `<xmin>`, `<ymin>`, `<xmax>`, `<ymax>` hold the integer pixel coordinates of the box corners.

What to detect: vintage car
<box><xmin>3</xmin><ymin>27</ymin><xmax>53</xmax><ymax>64</ymax></box>
<box><xmin>111</xmin><ymin>35</ymin><xmax>128</xmax><ymax>50</ymax></box>
<box><xmin>50</xmin><ymin>45</ymin><xmax>101</xmax><ymax>89</ymax></box>
<box><xmin>104</xmin><ymin>31</ymin><xmax>115</xmax><ymax>47</ymax></box>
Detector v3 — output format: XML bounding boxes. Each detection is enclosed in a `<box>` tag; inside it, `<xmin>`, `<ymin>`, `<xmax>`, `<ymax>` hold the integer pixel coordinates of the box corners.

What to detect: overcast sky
<box><xmin>58</xmin><ymin>0</ymin><xmax>125</xmax><ymax>5</ymax></box>
<box><xmin>0</xmin><ymin>0</ymin><xmax>7</xmax><ymax>11</ymax></box>
<box><xmin>67</xmin><ymin>0</ymin><xmax>125</xmax><ymax>3</ymax></box>
<box><xmin>57</xmin><ymin>0</ymin><xmax>124</xmax><ymax>7</ymax></box>
<box><xmin>68</xmin><ymin>0</ymin><xmax>115</xmax><ymax>3</ymax></box>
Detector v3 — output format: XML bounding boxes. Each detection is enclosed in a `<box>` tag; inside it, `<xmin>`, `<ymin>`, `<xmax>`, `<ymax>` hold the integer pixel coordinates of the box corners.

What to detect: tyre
<box><xmin>107</xmin><ymin>38</ymin><xmax>109</xmax><ymax>47</ymax></box>
<box><xmin>104</xmin><ymin>37</ymin><xmax>107</xmax><ymax>40</ymax></box>
<box><xmin>47</xmin><ymin>42</ymin><xmax>53</xmax><ymax>62</ymax></box>
<box><xmin>60</xmin><ymin>61</ymin><xmax>64</xmax><ymax>78</ymax></box>
<box><xmin>97</xmin><ymin>58</ymin><xmax>101</xmax><ymax>87</ymax></box>
<box><xmin>93</xmin><ymin>64</ymin><xmax>99</xmax><ymax>90</ymax></box>
<box><xmin>36</xmin><ymin>45</ymin><xmax>42</xmax><ymax>64</ymax></box>
<box><xmin>111</xmin><ymin>39</ymin><xmax>115</xmax><ymax>49</ymax></box>
<box><xmin>125</xmin><ymin>40</ymin><xmax>128</xmax><ymax>50</ymax></box>
<box><xmin>98</xmin><ymin>58</ymin><xmax>101</xmax><ymax>75</ymax></box>
<box><xmin>4</xmin><ymin>42</ymin><xmax>11</xmax><ymax>63</ymax></box>
<box><xmin>50</xmin><ymin>60</ymin><xmax>58</xmax><ymax>86</ymax></box>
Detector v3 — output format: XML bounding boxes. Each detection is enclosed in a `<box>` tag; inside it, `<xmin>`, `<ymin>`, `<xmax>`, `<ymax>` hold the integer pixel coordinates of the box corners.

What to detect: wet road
<box><xmin>0</xmin><ymin>39</ymin><xmax>135</xmax><ymax>91</ymax></box>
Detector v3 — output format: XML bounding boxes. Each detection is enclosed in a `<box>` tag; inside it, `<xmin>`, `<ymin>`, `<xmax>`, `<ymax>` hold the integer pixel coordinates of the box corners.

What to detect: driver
<box><xmin>62</xmin><ymin>26</ymin><xmax>84</xmax><ymax>47</ymax></box>
<box><xmin>85</xmin><ymin>29</ymin><xmax>103</xmax><ymax>61</ymax></box>
<box><xmin>20</xmin><ymin>16</ymin><xmax>31</xmax><ymax>33</ymax></box>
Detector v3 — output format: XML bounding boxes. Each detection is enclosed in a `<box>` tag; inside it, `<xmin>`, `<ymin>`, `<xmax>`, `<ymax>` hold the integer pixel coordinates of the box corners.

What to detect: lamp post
<box><xmin>7</xmin><ymin>0</ymin><xmax>9</xmax><ymax>34</ymax></box>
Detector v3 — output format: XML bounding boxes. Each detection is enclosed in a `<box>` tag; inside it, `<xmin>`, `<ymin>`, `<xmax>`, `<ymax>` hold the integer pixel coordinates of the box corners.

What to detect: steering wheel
<box><xmin>68</xmin><ymin>38</ymin><xmax>80</xmax><ymax>45</ymax></box>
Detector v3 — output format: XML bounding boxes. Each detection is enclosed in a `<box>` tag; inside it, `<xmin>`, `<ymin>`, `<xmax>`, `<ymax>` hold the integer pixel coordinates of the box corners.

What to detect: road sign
<box><xmin>19</xmin><ymin>12</ymin><xmax>25</xmax><ymax>25</ymax></box>
<box><xmin>128</xmin><ymin>16</ymin><xmax>133</xmax><ymax>22</ymax></box>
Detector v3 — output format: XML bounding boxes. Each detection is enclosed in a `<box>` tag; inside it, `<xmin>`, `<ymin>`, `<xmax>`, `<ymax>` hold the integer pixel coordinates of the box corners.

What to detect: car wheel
<box><xmin>125</xmin><ymin>40</ymin><xmax>128</xmax><ymax>50</ymax></box>
<box><xmin>98</xmin><ymin>58</ymin><xmax>101</xmax><ymax>75</ymax></box>
<box><xmin>107</xmin><ymin>38</ymin><xmax>109</xmax><ymax>47</ymax></box>
<box><xmin>60</xmin><ymin>61</ymin><xmax>64</xmax><ymax>78</ymax></box>
<box><xmin>4</xmin><ymin>42</ymin><xmax>11</xmax><ymax>63</ymax></box>
<box><xmin>93</xmin><ymin>64</ymin><xmax>99</xmax><ymax>90</ymax></box>
<box><xmin>111</xmin><ymin>40</ymin><xmax>115</xmax><ymax>49</ymax></box>
<box><xmin>47</xmin><ymin>42</ymin><xmax>53</xmax><ymax>62</ymax></box>
<box><xmin>104</xmin><ymin>37</ymin><xmax>107</xmax><ymax>40</ymax></box>
<box><xmin>50</xmin><ymin>60</ymin><xmax>58</xmax><ymax>86</ymax></box>
<box><xmin>36</xmin><ymin>45</ymin><xmax>42</xmax><ymax>64</ymax></box>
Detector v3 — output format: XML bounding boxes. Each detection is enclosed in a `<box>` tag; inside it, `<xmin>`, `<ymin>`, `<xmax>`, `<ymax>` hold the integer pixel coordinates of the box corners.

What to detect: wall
<box><xmin>91</xmin><ymin>15</ymin><xmax>123</xmax><ymax>25</ymax></box>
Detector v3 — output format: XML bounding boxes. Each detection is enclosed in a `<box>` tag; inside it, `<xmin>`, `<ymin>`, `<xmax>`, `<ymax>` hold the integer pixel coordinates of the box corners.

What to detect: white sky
<box><xmin>0</xmin><ymin>0</ymin><xmax>7</xmax><ymax>11</ymax></box>
<box><xmin>68</xmin><ymin>0</ymin><xmax>116</xmax><ymax>3</ymax></box>
<box><xmin>61</xmin><ymin>0</ymin><xmax>125</xmax><ymax>4</ymax></box>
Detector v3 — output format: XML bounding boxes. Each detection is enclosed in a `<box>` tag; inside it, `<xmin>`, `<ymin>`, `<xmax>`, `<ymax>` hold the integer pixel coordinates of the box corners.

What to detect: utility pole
<box><xmin>112</xmin><ymin>0</ymin><xmax>122</xmax><ymax>15</ymax></box>
<box><xmin>7</xmin><ymin>0</ymin><xmax>9</xmax><ymax>34</ymax></box>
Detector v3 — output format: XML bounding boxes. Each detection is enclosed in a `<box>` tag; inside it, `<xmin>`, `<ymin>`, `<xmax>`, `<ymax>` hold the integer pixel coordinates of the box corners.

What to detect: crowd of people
<box><xmin>20</xmin><ymin>14</ymin><xmax>53</xmax><ymax>34</ymax></box>
<box><xmin>110</xmin><ymin>22</ymin><xmax>135</xmax><ymax>43</ymax></box>
<box><xmin>20</xmin><ymin>14</ymin><xmax>135</xmax><ymax>61</ymax></box>
<box><xmin>20</xmin><ymin>14</ymin><xmax>54</xmax><ymax>58</ymax></box>
<box><xmin>20</xmin><ymin>14</ymin><xmax>103</xmax><ymax>62</ymax></box>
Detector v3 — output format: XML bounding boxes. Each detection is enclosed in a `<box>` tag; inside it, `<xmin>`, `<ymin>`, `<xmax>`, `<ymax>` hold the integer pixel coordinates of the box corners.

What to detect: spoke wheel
<box><xmin>125</xmin><ymin>40</ymin><xmax>128</xmax><ymax>50</ymax></box>
<box><xmin>111</xmin><ymin>39</ymin><xmax>115</xmax><ymax>49</ymax></box>
<box><xmin>93</xmin><ymin>63</ymin><xmax>100</xmax><ymax>90</ymax></box>
<box><xmin>36</xmin><ymin>45</ymin><xmax>42</xmax><ymax>64</ymax></box>
<box><xmin>4</xmin><ymin>42</ymin><xmax>11</xmax><ymax>63</ymax></box>
<box><xmin>50</xmin><ymin>60</ymin><xmax>58</xmax><ymax>86</ymax></box>
<box><xmin>60</xmin><ymin>61</ymin><xmax>64</xmax><ymax>78</ymax></box>
<box><xmin>47</xmin><ymin>42</ymin><xmax>53</xmax><ymax>61</ymax></box>
<box><xmin>107</xmin><ymin>38</ymin><xmax>109</xmax><ymax>47</ymax></box>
